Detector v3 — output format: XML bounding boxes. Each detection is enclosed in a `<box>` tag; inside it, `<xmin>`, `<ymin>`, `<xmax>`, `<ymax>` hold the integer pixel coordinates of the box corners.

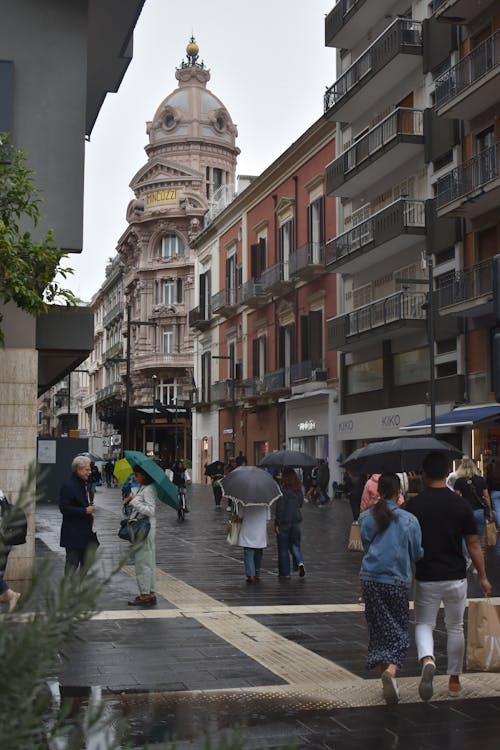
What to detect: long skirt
<box><xmin>362</xmin><ymin>580</ymin><xmax>410</xmax><ymax>670</ymax></box>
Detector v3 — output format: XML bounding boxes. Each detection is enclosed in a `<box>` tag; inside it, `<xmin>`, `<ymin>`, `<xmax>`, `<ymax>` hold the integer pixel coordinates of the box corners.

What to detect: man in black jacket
<box><xmin>59</xmin><ymin>455</ymin><xmax>95</xmax><ymax>575</ymax></box>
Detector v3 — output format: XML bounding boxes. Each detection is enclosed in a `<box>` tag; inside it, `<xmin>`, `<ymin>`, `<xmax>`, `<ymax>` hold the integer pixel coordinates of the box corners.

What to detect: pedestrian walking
<box><xmin>454</xmin><ymin>456</ymin><xmax>493</xmax><ymax>545</ymax></box>
<box><xmin>237</xmin><ymin>504</ymin><xmax>270</xmax><ymax>583</ymax></box>
<box><xmin>274</xmin><ymin>467</ymin><xmax>305</xmax><ymax>579</ymax></box>
<box><xmin>104</xmin><ymin>460</ymin><xmax>114</xmax><ymax>488</ymax></box>
<box><xmin>406</xmin><ymin>451</ymin><xmax>492</xmax><ymax>701</ymax></box>
<box><xmin>360</xmin><ymin>473</ymin><xmax>405</xmax><ymax>513</ymax></box>
<box><xmin>59</xmin><ymin>455</ymin><xmax>97</xmax><ymax>576</ymax></box>
<box><xmin>486</xmin><ymin>458</ymin><xmax>500</xmax><ymax>530</ymax></box>
<box><xmin>123</xmin><ymin>465</ymin><xmax>158</xmax><ymax>607</ymax></box>
<box><xmin>87</xmin><ymin>462</ymin><xmax>101</xmax><ymax>504</ymax></box>
<box><xmin>345</xmin><ymin>469</ymin><xmax>365</xmax><ymax>521</ymax></box>
<box><xmin>205</xmin><ymin>460</ymin><xmax>224</xmax><ymax>508</ymax></box>
<box><xmin>0</xmin><ymin>488</ymin><xmax>21</xmax><ymax>611</ymax></box>
<box><xmin>317</xmin><ymin>459</ymin><xmax>330</xmax><ymax>502</ymax></box>
<box><xmin>359</xmin><ymin>473</ymin><xmax>423</xmax><ymax>705</ymax></box>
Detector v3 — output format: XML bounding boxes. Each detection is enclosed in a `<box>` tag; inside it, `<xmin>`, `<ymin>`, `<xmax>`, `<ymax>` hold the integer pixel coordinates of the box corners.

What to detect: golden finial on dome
<box><xmin>185</xmin><ymin>35</ymin><xmax>199</xmax><ymax>66</ymax></box>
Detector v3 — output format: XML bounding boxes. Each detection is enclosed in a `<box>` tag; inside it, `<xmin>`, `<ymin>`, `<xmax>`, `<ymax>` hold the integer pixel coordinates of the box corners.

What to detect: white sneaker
<box><xmin>419</xmin><ymin>660</ymin><xmax>436</xmax><ymax>701</ymax></box>
<box><xmin>8</xmin><ymin>591</ymin><xmax>21</xmax><ymax>612</ymax></box>
<box><xmin>381</xmin><ymin>671</ymin><xmax>399</xmax><ymax>705</ymax></box>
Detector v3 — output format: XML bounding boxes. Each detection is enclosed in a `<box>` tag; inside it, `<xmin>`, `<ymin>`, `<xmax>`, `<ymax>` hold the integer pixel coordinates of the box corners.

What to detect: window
<box><xmin>301</xmin><ymin>311</ymin><xmax>323</xmax><ymax>366</ymax></box>
<box><xmin>437</xmin><ymin>338</ymin><xmax>456</xmax><ymax>355</ymax></box>
<box><xmin>252</xmin><ymin>336</ymin><xmax>267</xmax><ymax>378</ymax></box>
<box><xmin>435</xmin><ymin>246</ymin><xmax>455</xmax><ymax>265</ymax></box>
<box><xmin>226</xmin><ymin>254</ymin><xmax>237</xmax><ymax>304</ymax></box>
<box><xmin>250</xmin><ymin>238</ymin><xmax>266</xmax><ymax>280</ymax></box>
<box><xmin>162</xmin><ymin>279</ymin><xmax>175</xmax><ymax>305</ymax></box>
<box><xmin>201</xmin><ymin>351</ymin><xmax>211</xmax><ymax>402</ymax></box>
<box><xmin>279</xmin><ymin>220</ymin><xmax>293</xmax><ymax>279</ymax></box>
<box><xmin>159</xmin><ymin>234</ymin><xmax>184</xmax><ymax>258</ymax></box>
<box><xmin>346</xmin><ymin>359</ymin><xmax>383</xmax><ymax>395</ymax></box>
<box><xmin>437</xmin><ymin>361</ymin><xmax>457</xmax><ymax>377</ymax></box>
<box><xmin>176</xmin><ymin>278</ymin><xmax>183</xmax><ymax>304</ymax></box>
<box><xmin>157</xmin><ymin>378</ymin><xmax>179</xmax><ymax>405</ymax></box>
<box><xmin>433</xmin><ymin>150</ymin><xmax>453</xmax><ymax>172</ymax></box>
<box><xmin>163</xmin><ymin>325</ymin><xmax>174</xmax><ymax>353</ymax></box>
<box><xmin>308</xmin><ymin>197</ymin><xmax>324</xmax><ymax>263</ymax></box>
<box><xmin>394</xmin><ymin>348</ymin><xmax>430</xmax><ymax>386</ymax></box>
<box><xmin>213</xmin><ymin>168</ymin><xmax>223</xmax><ymax>193</ymax></box>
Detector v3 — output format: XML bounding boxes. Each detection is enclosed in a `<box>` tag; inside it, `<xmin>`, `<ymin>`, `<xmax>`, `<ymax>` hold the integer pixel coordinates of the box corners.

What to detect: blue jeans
<box><xmin>243</xmin><ymin>547</ymin><xmax>263</xmax><ymax>578</ymax></box>
<box><xmin>464</xmin><ymin>507</ymin><xmax>487</xmax><ymax>563</ymax></box>
<box><xmin>277</xmin><ymin>524</ymin><xmax>303</xmax><ymax>576</ymax></box>
<box><xmin>490</xmin><ymin>490</ymin><xmax>500</xmax><ymax>527</ymax></box>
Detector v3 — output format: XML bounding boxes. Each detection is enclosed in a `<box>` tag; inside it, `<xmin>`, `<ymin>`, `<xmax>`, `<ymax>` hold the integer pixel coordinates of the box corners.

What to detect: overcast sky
<box><xmin>72</xmin><ymin>0</ymin><xmax>334</xmax><ymax>302</ymax></box>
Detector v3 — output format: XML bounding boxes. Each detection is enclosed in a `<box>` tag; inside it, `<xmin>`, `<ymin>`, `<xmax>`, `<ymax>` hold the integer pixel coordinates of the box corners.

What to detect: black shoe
<box><xmin>298</xmin><ymin>563</ymin><xmax>305</xmax><ymax>577</ymax></box>
<box><xmin>184</xmin><ymin>508</ymin><xmax>190</xmax><ymax>513</ymax></box>
<box><xmin>128</xmin><ymin>595</ymin><xmax>156</xmax><ymax>607</ymax></box>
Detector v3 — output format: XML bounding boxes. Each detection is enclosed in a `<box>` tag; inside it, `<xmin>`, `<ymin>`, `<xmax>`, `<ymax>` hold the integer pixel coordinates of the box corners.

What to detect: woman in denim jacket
<box><xmin>359</xmin><ymin>473</ymin><xmax>423</xmax><ymax>704</ymax></box>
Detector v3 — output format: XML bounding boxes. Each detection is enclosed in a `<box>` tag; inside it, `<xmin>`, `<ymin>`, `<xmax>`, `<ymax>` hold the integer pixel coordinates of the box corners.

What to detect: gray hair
<box><xmin>72</xmin><ymin>455</ymin><xmax>91</xmax><ymax>472</ymax></box>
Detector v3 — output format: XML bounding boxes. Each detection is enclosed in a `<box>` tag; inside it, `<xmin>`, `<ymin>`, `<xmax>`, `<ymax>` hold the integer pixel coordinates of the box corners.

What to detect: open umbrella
<box><xmin>78</xmin><ymin>451</ymin><xmax>104</xmax><ymax>463</ymax></box>
<box><xmin>259</xmin><ymin>450</ymin><xmax>318</xmax><ymax>469</ymax></box>
<box><xmin>220</xmin><ymin>466</ymin><xmax>282</xmax><ymax>507</ymax></box>
<box><xmin>113</xmin><ymin>457</ymin><xmax>134</xmax><ymax>485</ymax></box>
<box><xmin>204</xmin><ymin>460</ymin><xmax>225</xmax><ymax>477</ymax></box>
<box><xmin>124</xmin><ymin>450</ymin><xmax>178</xmax><ymax>510</ymax></box>
<box><xmin>341</xmin><ymin>437</ymin><xmax>462</xmax><ymax>474</ymax></box>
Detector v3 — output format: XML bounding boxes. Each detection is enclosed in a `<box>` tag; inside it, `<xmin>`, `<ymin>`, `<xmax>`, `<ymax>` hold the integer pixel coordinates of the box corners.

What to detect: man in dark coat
<box><xmin>59</xmin><ymin>455</ymin><xmax>95</xmax><ymax>575</ymax></box>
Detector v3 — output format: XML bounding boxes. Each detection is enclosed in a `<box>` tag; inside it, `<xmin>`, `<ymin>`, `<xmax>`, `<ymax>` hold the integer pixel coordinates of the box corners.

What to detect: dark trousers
<box><xmin>213</xmin><ymin>483</ymin><xmax>222</xmax><ymax>506</ymax></box>
<box><xmin>64</xmin><ymin>547</ymin><xmax>89</xmax><ymax>576</ymax></box>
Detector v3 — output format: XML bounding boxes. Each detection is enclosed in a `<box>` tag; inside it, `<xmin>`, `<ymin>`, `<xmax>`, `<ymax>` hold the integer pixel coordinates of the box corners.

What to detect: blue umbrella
<box><xmin>124</xmin><ymin>450</ymin><xmax>178</xmax><ymax>510</ymax></box>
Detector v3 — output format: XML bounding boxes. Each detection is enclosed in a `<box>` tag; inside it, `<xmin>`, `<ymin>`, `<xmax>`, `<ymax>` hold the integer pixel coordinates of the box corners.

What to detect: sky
<box><xmin>72</xmin><ymin>0</ymin><xmax>334</xmax><ymax>302</ymax></box>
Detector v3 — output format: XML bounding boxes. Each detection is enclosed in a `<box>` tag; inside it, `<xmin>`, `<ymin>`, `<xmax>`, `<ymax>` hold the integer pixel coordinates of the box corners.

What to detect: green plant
<box><xmin>0</xmin><ymin>133</ymin><xmax>79</xmax><ymax>347</ymax></box>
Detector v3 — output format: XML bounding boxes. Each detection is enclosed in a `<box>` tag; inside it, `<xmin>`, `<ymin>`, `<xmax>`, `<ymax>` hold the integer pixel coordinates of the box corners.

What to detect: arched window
<box><xmin>159</xmin><ymin>234</ymin><xmax>184</xmax><ymax>258</ymax></box>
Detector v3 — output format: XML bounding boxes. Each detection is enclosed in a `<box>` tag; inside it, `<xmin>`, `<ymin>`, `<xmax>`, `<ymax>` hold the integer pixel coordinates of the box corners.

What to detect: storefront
<box><xmin>284</xmin><ymin>390</ymin><xmax>339</xmax><ymax>483</ymax></box>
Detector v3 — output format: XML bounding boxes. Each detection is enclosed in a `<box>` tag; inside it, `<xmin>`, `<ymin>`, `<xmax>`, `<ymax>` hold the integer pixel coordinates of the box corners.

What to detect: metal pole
<box><xmin>428</xmin><ymin>253</ymin><xmax>436</xmax><ymax>438</ymax></box>
<box><xmin>230</xmin><ymin>349</ymin><xmax>236</xmax><ymax>456</ymax></box>
<box><xmin>152</xmin><ymin>374</ymin><xmax>157</xmax><ymax>457</ymax></box>
<box><xmin>125</xmin><ymin>304</ymin><xmax>131</xmax><ymax>451</ymax></box>
<box><xmin>174</xmin><ymin>399</ymin><xmax>178</xmax><ymax>460</ymax></box>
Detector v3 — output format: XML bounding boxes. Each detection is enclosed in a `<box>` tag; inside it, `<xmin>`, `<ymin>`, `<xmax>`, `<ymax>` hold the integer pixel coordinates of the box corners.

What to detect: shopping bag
<box><xmin>484</xmin><ymin>520</ymin><xmax>497</xmax><ymax>547</ymax></box>
<box><xmin>466</xmin><ymin>600</ymin><xmax>500</xmax><ymax>672</ymax></box>
<box><xmin>347</xmin><ymin>521</ymin><xmax>363</xmax><ymax>552</ymax></box>
<box><xmin>226</xmin><ymin>516</ymin><xmax>242</xmax><ymax>546</ymax></box>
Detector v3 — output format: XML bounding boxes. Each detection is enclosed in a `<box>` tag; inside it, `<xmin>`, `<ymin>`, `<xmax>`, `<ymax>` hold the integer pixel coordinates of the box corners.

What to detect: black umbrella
<box><xmin>220</xmin><ymin>466</ymin><xmax>282</xmax><ymax>507</ymax></box>
<box><xmin>259</xmin><ymin>450</ymin><xmax>318</xmax><ymax>469</ymax></box>
<box><xmin>204</xmin><ymin>460</ymin><xmax>225</xmax><ymax>477</ymax></box>
<box><xmin>341</xmin><ymin>437</ymin><xmax>462</xmax><ymax>474</ymax></box>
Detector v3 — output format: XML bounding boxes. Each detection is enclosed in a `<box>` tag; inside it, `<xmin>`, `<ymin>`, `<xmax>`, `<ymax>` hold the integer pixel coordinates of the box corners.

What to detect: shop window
<box><xmin>394</xmin><ymin>348</ymin><xmax>430</xmax><ymax>386</ymax></box>
<box><xmin>346</xmin><ymin>359</ymin><xmax>383</xmax><ymax>395</ymax></box>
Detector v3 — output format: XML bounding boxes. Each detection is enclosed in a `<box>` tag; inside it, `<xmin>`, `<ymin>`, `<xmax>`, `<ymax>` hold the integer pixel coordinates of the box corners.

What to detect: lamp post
<box><xmin>213</xmin><ymin>352</ymin><xmax>236</xmax><ymax>456</ymax></box>
<box><xmin>151</xmin><ymin>374</ymin><xmax>157</xmax><ymax>457</ymax></box>
<box><xmin>124</xmin><ymin>304</ymin><xmax>158</xmax><ymax>451</ymax></box>
<box><xmin>395</xmin><ymin>253</ymin><xmax>436</xmax><ymax>437</ymax></box>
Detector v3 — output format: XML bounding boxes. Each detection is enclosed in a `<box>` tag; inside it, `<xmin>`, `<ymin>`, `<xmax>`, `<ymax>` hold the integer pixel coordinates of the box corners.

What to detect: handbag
<box><xmin>0</xmin><ymin>493</ymin><xmax>28</xmax><ymax>546</ymax></box>
<box><xmin>226</xmin><ymin>515</ymin><xmax>242</xmax><ymax>546</ymax></box>
<box><xmin>466</xmin><ymin>599</ymin><xmax>500</xmax><ymax>672</ymax></box>
<box><xmin>88</xmin><ymin>530</ymin><xmax>100</xmax><ymax>548</ymax></box>
<box><xmin>347</xmin><ymin>521</ymin><xmax>363</xmax><ymax>552</ymax></box>
<box><xmin>484</xmin><ymin>519</ymin><xmax>497</xmax><ymax>547</ymax></box>
<box><xmin>118</xmin><ymin>515</ymin><xmax>151</xmax><ymax>543</ymax></box>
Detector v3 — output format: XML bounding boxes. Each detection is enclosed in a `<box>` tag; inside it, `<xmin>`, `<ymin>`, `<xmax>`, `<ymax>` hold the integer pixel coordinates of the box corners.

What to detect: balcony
<box><xmin>432</xmin><ymin>0</ymin><xmax>486</xmax><ymax>24</ymax></box>
<box><xmin>191</xmin><ymin>386</ymin><xmax>211</xmax><ymax>410</ymax></box>
<box><xmin>103</xmin><ymin>302</ymin><xmax>124</xmax><ymax>328</ymax></box>
<box><xmin>262</xmin><ymin>368</ymin><xmax>290</xmax><ymax>394</ymax></box>
<box><xmin>325</xmin><ymin>0</ymin><xmax>396</xmax><ymax>50</ymax></box>
<box><xmin>326</xmin><ymin>108</ymin><xmax>424</xmax><ymax>199</ymax></box>
<box><xmin>261</xmin><ymin>262</ymin><xmax>294</xmax><ymax>296</ymax></box>
<box><xmin>324</xmin><ymin>18</ymin><xmax>423</xmax><ymax>123</ymax></box>
<box><xmin>240</xmin><ymin>278</ymin><xmax>267</xmax><ymax>308</ymax></box>
<box><xmin>211</xmin><ymin>288</ymin><xmax>238</xmax><ymax>318</ymax></box>
<box><xmin>289</xmin><ymin>242</ymin><xmax>326</xmax><ymax>281</ymax></box>
<box><xmin>96</xmin><ymin>382</ymin><xmax>122</xmax><ymax>404</ymax></box>
<box><xmin>211</xmin><ymin>380</ymin><xmax>230</xmax><ymax>403</ymax></box>
<box><xmin>236</xmin><ymin>377</ymin><xmax>261</xmax><ymax>400</ymax></box>
<box><xmin>189</xmin><ymin>305</ymin><xmax>212</xmax><ymax>331</ymax></box>
<box><xmin>325</xmin><ymin>199</ymin><xmax>426</xmax><ymax>274</ymax></box>
<box><xmin>438</xmin><ymin>258</ymin><xmax>494</xmax><ymax>318</ymax></box>
<box><xmin>327</xmin><ymin>291</ymin><xmax>427</xmax><ymax>352</ymax></box>
<box><xmin>132</xmin><ymin>351</ymin><xmax>193</xmax><ymax>372</ymax></box>
<box><xmin>103</xmin><ymin>341</ymin><xmax>123</xmax><ymax>361</ymax></box>
<box><xmin>290</xmin><ymin>361</ymin><xmax>327</xmax><ymax>385</ymax></box>
<box><xmin>435</xmin><ymin>31</ymin><xmax>500</xmax><ymax>120</ymax></box>
<box><xmin>436</xmin><ymin>142</ymin><xmax>500</xmax><ymax>219</ymax></box>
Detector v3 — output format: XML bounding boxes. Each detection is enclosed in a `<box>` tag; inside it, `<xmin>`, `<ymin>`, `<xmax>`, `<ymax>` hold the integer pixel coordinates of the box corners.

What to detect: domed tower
<box><xmin>116</xmin><ymin>39</ymin><xmax>239</xmax><ymax>460</ymax></box>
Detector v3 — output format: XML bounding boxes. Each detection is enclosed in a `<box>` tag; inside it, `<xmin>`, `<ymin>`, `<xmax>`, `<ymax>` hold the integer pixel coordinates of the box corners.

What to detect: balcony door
<box><xmin>226</xmin><ymin>254</ymin><xmax>237</xmax><ymax>306</ymax></box>
<box><xmin>279</xmin><ymin>220</ymin><xmax>293</xmax><ymax>281</ymax></box>
<box><xmin>476</xmin><ymin>126</ymin><xmax>496</xmax><ymax>185</ymax></box>
<box><xmin>307</xmin><ymin>197</ymin><xmax>324</xmax><ymax>264</ymax></box>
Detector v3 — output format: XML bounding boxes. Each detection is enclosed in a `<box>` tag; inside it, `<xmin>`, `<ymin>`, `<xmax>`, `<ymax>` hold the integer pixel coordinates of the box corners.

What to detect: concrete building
<box><xmin>322</xmin><ymin>0</ymin><xmax>499</xmax><ymax>462</ymax></box>
<box><xmin>0</xmin><ymin>0</ymin><xmax>145</xmax><ymax>585</ymax></box>
<box><xmin>189</xmin><ymin>116</ymin><xmax>338</xmax><ymax>487</ymax></box>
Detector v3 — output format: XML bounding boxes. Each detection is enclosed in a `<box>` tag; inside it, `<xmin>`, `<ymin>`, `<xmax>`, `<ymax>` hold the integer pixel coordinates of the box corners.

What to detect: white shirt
<box><xmin>236</xmin><ymin>504</ymin><xmax>270</xmax><ymax>549</ymax></box>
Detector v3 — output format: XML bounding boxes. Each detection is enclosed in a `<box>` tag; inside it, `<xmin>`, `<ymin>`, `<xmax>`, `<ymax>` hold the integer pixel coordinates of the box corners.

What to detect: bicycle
<box><xmin>177</xmin><ymin>485</ymin><xmax>188</xmax><ymax>521</ymax></box>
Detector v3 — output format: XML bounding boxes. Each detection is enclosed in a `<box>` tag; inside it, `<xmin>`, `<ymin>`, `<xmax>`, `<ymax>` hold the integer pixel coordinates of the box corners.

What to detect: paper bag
<box><xmin>466</xmin><ymin>600</ymin><xmax>500</xmax><ymax>672</ymax></box>
<box><xmin>484</xmin><ymin>520</ymin><xmax>497</xmax><ymax>547</ymax></box>
<box><xmin>347</xmin><ymin>521</ymin><xmax>363</xmax><ymax>552</ymax></box>
<box><xmin>226</xmin><ymin>516</ymin><xmax>242</xmax><ymax>546</ymax></box>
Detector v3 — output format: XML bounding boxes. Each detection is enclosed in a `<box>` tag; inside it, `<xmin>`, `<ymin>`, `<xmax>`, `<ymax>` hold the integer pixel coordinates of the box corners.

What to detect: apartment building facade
<box><xmin>189</xmin><ymin>116</ymin><xmax>338</xmax><ymax>485</ymax></box>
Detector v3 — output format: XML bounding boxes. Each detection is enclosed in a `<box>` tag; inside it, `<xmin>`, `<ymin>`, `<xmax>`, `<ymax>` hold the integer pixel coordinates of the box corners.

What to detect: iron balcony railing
<box><xmin>262</xmin><ymin>368</ymin><xmax>289</xmax><ymax>393</ymax></box>
<box><xmin>435</xmin><ymin>30</ymin><xmax>500</xmax><ymax>109</ymax></box>
<box><xmin>436</xmin><ymin>142</ymin><xmax>500</xmax><ymax>209</ymax></box>
<box><xmin>211</xmin><ymin>380</ymin><xmax>230</xmax><ymax>402</ymax></box>
<box><xmin>325</xmin><ymin>0</ymin><xmax>363</xmax><ymax>44</ymax></box>
<box><xmin>103</xmin><ymin>302</ymin><xmax>124</xmax><ymax>328</ymax></box>
<box><xmin>324</xmin><ymin>18</ymin><xmax>422</xmax><ymax>112</ymax></box>
<box><xmin>289</xmin><ymin>242</ymin><xmax>325</xmax><ymax>275</ymax></box>
<box><xmin>290</xmin><ymin>360</ymin><xmax>324</xmax><ymax>384</ymax></box>
<box><xmin>96</xmin><ymin>382</ymin><xmax>122</xmax><ymax>402</ymax></box>
<box><xmin>211</xmin><ymin>287</ymin><xmax>238</xmax><ymax>313</ymax></box>
<box><xmin>261</xmin><ymin>261</ymin><xmax>290</xmax><ymax>290</ymax></box>
<box><xmin>347</xmin><ymin>291</ymin><xmax>426</xmax><ymax>336</ymax></box>
<box><xmin>438</xmin><ymin>259</ymin><xmax>493</xmax><ymax>309</ymax></box>
<box><xmin>189</xmin><ymin>305</ymin><xmax>212</xmax><ymax>326</ymax></box>
<box><xmin>343</xmin><ymin>108</ymin><xmax>424</xmax><ymax>174</ymax></box>
<box><xmin>103</xmin><ymin>341</ymin><xmax>122</xmax><ymax>360</ymax></box>
<box><xmin>240</xmin><ymin>278</ymin><xmax>266</xmax><ymax>304</ymax></box>
<box><xmin>325</xmin><ymin>199</ymin><xmax>425</xmax><ymax>266</ymax></box>
<box><xmin>431</xmin><ymin>0</ymin><xmax>447</xmax><ymax>10</ymax></box>
<box><xmin>237</xmin><ymin>377</ymin><xmax>261</xmax><ymax>398</ymax></box>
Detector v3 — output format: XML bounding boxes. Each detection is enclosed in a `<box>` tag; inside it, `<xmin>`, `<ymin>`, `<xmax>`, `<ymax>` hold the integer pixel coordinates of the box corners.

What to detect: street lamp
<box><xmin>124</xmin><ymin>304</ymin><xmax>157</xmax><ymax>451</ymax></box>
<box><xmin>213</xmin><ymin>352</ymin><xmax>236</xmax><ymax>456</ymax></box>
<box><xmin>152</xmin><ymin>374</ymin><xmax>158</xmax><ymax>457</ymax></box>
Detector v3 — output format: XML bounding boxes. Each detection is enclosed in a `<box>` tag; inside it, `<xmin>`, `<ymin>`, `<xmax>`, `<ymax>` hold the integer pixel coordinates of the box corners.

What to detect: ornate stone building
<box><xmin>116</xmin><ymin>39</ymin><xmax>239</xmax><ymax>462</ymax></box>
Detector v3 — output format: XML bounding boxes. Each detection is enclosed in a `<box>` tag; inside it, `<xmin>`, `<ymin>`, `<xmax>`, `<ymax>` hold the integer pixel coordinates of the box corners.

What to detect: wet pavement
<box><xmin>33</xmin><ymin>482</ymin><xmax>500</xmax><ymax>748</ymax></box>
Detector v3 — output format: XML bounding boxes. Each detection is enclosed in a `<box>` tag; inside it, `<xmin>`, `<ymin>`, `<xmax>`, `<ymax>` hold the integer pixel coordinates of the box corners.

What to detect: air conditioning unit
<box><xmin>312</xmin><ymin>369</ymin><xmax>327</xmax><ymax>382</ymax></box>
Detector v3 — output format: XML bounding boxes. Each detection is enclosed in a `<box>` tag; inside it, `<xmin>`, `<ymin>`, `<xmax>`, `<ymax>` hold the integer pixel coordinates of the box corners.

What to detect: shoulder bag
<box><xmin>226</xmin><ymin>515</ymin><xmax>242</xmax><ymax>545</ymax></box>
<box><xmin>118</xmin><ymin>513</ymin><xmax>151</xmax><ymax>543</ymax></box>
<box><xmin>0</xmin><ymin>493</ymin><xmax>28</xmax><ymax>546</ymax></box>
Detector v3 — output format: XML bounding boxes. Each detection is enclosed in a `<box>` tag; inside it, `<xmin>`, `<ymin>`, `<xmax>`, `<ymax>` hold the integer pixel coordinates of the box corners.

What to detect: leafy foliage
<box><xmin>0</xmin><ymin>133</ymin><xmax>79</xmax><ymax>346</ymax></box>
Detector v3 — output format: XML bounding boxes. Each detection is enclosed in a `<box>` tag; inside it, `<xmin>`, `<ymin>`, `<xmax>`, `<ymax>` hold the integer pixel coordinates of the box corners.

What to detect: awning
<box><xmin>402</xmin><ymin>404</ymin><xmax>500</xmax><ymax>431</ymax></box>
